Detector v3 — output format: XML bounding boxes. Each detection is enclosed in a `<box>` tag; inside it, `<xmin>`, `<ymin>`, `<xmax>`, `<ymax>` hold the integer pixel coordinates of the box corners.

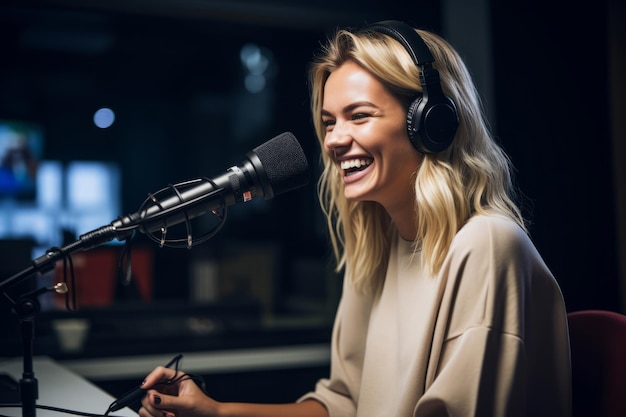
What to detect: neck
<box><xmin>385</xmin><ymin>202</ymin><xmax>417</xmax><ymax>241</ymax></box>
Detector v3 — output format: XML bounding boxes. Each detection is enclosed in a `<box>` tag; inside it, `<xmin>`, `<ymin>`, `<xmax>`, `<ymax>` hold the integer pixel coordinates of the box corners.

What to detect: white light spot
<box><xmin>94</xmin><ymin>107</ymin><xmax>115</xmax><ymax>128</ymax></box>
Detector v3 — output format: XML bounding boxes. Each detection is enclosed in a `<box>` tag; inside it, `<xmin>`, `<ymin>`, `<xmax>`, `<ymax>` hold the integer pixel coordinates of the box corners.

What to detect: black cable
<box><xmin>117</xmin><ymin>233</ymin><xmax>135</xmax><ymax>287</ymax></box>
<box><xmin>0</xmin><ymin>403</ymin><xmax>127</xmax><ymax>417</ymax></box>
<box><xmin>49</xmin><ymin>246</ymin><xmax>76</xmax><ymax>311</ymax></box>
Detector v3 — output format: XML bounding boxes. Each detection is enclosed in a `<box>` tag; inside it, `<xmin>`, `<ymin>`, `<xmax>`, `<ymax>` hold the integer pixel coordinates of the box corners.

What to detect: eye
<box><xmin>352</xmin><ymin>113</ymin><xmax>370</xmax><ymax>121</ymax></box>
<box><xmin>322</xmin><ymin>118</ymin><xmax>335</xmax><ymax>129</ymax></box>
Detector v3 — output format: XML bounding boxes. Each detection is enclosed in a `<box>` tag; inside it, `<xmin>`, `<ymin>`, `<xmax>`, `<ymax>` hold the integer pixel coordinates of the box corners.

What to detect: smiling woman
<box><xmin>297</xmin><ymin>20</ymin><xmax>573</xmax><ymax>417</ymax></box>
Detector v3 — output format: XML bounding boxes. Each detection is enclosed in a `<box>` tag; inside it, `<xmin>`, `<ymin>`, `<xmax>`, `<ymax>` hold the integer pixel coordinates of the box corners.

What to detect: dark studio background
<box><xmin>0</xmin><ymin>0</ymin><xmax>624</xmax><ymax>406</ymax></box>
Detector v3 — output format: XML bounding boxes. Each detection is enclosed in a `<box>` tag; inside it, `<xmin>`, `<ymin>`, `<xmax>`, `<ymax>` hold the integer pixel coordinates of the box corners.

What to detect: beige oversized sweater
<box><xmin>300</xmin><ymin>214</ymin><xmax>571</xmax><ymax>417</ymax></box>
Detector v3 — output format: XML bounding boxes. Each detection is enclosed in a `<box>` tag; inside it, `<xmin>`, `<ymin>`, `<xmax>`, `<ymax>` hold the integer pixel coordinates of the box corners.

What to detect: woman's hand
<box><xmin>137</xmin><ymin>365</ymin><xmax>328</xmax><ymax>417</ymax></box>
<box><xmin>138</xmin><ymin>366</ymin><xmax>221</xmax><ymax>417</ymax></box>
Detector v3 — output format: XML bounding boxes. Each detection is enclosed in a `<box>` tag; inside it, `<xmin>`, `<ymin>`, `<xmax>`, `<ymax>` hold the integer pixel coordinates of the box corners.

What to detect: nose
<box><xmin>323</xmin><ymin>121</ymin><xmax>352</xmax><ymax>155</ymax></box>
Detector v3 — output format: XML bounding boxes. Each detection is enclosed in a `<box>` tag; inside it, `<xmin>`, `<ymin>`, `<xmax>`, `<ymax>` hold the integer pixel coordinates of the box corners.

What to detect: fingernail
<box><xmin>140</xmin><ymin>380</ymin><xmax>146</xmax><ymax>387</ymax></box>
<box><xmin>154</xmin><ymin>395</ymin><xmax>161</xmax><ymax>404</ymax></box>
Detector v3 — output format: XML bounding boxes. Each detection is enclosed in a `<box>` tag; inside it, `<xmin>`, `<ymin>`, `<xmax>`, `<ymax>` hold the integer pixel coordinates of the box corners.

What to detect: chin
<box><xmin>343</xmin><ymin>190</ymin><xmax>373</xmax><ymax>203</ymax></box>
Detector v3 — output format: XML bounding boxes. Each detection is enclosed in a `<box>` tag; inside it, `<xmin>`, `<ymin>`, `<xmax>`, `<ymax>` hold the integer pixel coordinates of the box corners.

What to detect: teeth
<box><xmin>340</xmin><ymin>159</ymin><xmax>371</xmax><ymax>170</ymax></box>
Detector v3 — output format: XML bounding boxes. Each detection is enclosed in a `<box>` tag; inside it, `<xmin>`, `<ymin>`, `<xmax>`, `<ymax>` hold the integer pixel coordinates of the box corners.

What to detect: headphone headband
<box><xmin>362</xmin><ymin>20</ymin><xmax>434</xmax><ymax>66</ymax></box>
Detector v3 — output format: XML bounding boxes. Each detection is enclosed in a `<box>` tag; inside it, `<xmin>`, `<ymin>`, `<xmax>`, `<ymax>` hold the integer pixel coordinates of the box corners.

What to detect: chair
<box><xmin>567</xmin><ymin>309</ymin><xmax>626</xmax><ymax>417</ymax></box>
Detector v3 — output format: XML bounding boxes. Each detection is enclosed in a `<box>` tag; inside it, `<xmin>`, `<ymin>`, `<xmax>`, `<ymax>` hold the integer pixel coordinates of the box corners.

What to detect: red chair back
<box><xmin>568</xmin><ymin>309</ymin><xmax>626</xmax><ymax>417</ymax></box>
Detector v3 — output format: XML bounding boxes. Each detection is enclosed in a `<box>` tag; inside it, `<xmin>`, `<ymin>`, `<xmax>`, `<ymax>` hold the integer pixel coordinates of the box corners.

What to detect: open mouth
<box><xmin>340</xmin><ymin>158</ymin><xmax>373</xmax><ymax>177</ymax></box>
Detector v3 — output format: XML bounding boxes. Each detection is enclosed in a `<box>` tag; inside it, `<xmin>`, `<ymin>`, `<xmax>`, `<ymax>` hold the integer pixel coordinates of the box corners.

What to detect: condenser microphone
<box><xmin>112</xmin><ymin>131</ymin><xmax>310</xmax><ymax>236</ymax></box>
<box><xmin>66</xmin><ymin>131</ymin><xmax>310</xmax><ymax>251</ymax></box>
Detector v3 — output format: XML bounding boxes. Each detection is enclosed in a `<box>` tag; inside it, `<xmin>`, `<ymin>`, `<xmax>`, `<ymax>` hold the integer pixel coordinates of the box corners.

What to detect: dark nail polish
<box><xmin>154</xmin><ymin>395</ymin><xmax>161</xmax><ymax>404</ymax></box>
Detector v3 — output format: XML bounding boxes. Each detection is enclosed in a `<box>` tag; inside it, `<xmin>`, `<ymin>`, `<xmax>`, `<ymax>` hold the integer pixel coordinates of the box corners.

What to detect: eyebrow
<box><xmin>321</xmin><ymin>101</ymin><xmax>378</xmax><ymax>117</ymax></box>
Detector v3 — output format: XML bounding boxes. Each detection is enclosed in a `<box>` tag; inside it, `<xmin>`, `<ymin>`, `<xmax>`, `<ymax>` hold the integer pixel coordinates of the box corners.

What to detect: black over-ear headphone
<box><xmin>361</xmin><ymin>20</ymin><xmax>459</xmax><ymax>153</ymax></box>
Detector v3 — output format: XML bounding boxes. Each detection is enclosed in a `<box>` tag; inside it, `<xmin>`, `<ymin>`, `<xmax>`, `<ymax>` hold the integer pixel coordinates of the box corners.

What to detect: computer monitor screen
<box><xmin>0</xmin><ymin>120</ymin><xmax>43</xmax><ymax>199</ymax></box>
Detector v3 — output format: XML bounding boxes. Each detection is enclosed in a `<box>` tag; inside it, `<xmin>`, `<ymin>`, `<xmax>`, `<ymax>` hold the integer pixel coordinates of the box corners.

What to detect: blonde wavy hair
<box><xmin>310</xmin><ymin>25</ymin><xmax>526</xmax><ymax>294</ymax></box>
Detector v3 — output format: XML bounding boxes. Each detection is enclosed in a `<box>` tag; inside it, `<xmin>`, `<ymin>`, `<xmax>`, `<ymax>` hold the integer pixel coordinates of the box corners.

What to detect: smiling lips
<box><xmin>340</xmin><ymin>158</ymin><xmax>373</xmax><ymax>177</ymax></box>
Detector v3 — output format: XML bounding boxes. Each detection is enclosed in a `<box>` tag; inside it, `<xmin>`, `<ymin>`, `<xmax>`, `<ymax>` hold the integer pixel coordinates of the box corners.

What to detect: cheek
<box><xmin>391</xmin><ymin>139</ymin><xmax>422</xmax><ymax>173</ymax></box>
<box><xmin>382</xmin><ymin>125</ymin><xmax>416</xmax><ymax>158</ymax></box>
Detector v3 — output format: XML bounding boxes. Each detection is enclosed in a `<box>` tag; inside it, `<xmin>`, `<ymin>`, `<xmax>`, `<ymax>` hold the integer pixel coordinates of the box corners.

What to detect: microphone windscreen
<box><xmin>252</xmin><ymin>132</ymin><xmax>310</xmax><ymax>196</ymax></box>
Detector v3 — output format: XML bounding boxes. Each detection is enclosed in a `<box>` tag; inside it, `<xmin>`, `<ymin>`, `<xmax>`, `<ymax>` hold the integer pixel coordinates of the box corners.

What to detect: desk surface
<box><xmin>0</xmin><ymin>357</ymin><xmax>137</xmax><ymax>417</ymax></box>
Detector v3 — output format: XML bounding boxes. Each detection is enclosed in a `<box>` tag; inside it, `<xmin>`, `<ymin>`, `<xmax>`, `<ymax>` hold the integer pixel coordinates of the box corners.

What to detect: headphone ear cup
<box><xmin>407</xmin><ymin>95</ymin><xmax>459</xmax><ymax>154</ymax></box>
<box><xmin>406</xmin><ymin>96</ymin><xmax>425</xmax><ymax>152</ymax></box>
